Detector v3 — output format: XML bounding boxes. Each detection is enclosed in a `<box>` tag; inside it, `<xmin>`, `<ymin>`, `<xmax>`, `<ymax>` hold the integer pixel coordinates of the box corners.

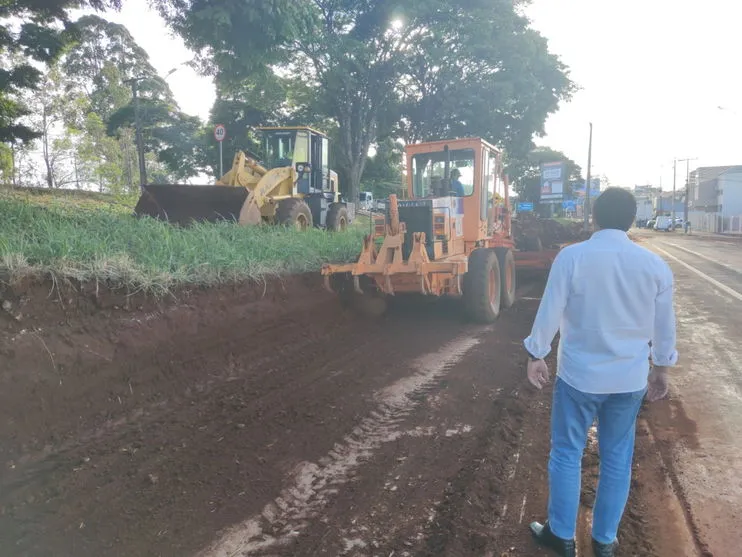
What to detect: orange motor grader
<box><xmin>321</xmin><ymin>137</ymin><xmax>558</xmax><ymax>322</ymax></box>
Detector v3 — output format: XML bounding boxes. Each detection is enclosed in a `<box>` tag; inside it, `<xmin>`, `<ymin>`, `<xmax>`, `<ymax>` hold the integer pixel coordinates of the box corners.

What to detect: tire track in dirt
<box><xmin>252</xmin><ymin>300</ymin><xmax>543</xmax><ymax>557</ymax></box>
<box><xmin>200</xmin><ymin>335</ymin><xmax>483</xmax><ymax>557</ymax></box>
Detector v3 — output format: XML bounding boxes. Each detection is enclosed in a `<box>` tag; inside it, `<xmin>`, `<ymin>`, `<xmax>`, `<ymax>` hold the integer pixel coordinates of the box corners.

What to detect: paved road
<box><xmin>641</xmin><ymin>230</ymin><xmax>742</xmax><ymax>556</ymax></box>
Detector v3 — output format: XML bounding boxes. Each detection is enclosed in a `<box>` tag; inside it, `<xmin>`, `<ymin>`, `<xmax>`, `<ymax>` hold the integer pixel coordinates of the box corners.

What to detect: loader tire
<box><xmin>463</xmin><ymin>248</ymin><xmax>501</xmax><ymax>323</ymax></box>
<box><xmin>495</xmin><ymin>247</ymin><xmax>516</xmax><ymax>309</ymax></box>
<box><xmin>327</xmin><ymin>204</ymin><xmax>349</xmax><ymax>232</ymax></box>
<box><xmin>277</xmin><ymin>199</ymin><xmax>313</xmax><ymax>230</ymax></box>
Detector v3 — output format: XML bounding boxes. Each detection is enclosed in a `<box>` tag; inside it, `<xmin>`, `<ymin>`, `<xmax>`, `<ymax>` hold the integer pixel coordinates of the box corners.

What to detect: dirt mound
<box><xmin>513</xmin><ymin>215</ymin><xmax>591</xmax><ymax>250</ymax></box>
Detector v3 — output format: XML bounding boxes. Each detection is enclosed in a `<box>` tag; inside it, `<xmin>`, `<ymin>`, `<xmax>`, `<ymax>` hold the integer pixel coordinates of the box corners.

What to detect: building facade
<box><xmin>687</xmin><ymin>165</ymin><xmax>742</xmax><ymax>233</ymax></box>
<box><xmin>654</xmin><ymin>191</ymin><xmax>684</xmax><ymax>216</ymax></box>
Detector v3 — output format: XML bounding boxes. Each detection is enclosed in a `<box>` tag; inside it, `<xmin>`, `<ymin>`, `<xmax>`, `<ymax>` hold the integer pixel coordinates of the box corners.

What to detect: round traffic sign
<box><xmin>213</xmin><ymin>124</ymin><xmax>226</xmax><ymax>142</ymax></box>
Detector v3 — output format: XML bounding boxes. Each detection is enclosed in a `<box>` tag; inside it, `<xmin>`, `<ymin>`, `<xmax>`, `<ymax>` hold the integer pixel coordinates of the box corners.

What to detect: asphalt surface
<box><xmin>641</xmin><ymin>230</ymin><xmax>742</xmax><ymax>556</ymax></box>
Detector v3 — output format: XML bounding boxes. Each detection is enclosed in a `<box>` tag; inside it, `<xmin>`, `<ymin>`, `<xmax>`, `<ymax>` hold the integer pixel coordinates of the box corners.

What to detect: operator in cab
<box><xmin>450</xmin><ymin>169</ymin><xmax>465</xmax><ymax>197</ymax></box>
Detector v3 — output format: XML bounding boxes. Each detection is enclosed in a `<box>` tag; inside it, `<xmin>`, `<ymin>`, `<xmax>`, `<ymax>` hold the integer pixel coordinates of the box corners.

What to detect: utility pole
<box><xmin>671</xmin><ymin>158</ymin><xmax>677</xmax><ymax>229</ymax></box>
<box><xmin>584</xmin><ymin>122</ymin><xmax>593</xmax><ymax>231</ymax></box>
<box><xmin>124</xmin><ymin>77</ymin><xmax>147</xmax><ymax>190</ymax></box>
<box><xmin>677</xmin><ymin>157</ymin><xmax>698</xmax><ymax>228</ymax></box>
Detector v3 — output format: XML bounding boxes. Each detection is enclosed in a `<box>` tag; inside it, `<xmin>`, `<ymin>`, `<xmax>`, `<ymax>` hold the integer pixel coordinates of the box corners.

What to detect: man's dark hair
<box><xmin>593</xmin><ymin>187</ymin><xmax>637</xmax><ymax>231</ymax></box>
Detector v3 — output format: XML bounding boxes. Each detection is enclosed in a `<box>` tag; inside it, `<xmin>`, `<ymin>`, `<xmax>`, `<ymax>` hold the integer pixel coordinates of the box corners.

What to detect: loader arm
<box><xmin>238</xmin><ymin>167</ymin><xmax>296</xmax><ymax>225</ymax></box>
<box><xmin>216</xmin><ymin>151</ymin><xmax>266</xmax><ymax>188</ymax></box>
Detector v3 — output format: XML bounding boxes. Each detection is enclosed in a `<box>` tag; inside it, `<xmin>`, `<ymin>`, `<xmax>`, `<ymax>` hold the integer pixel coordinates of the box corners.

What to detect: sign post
<box><xmin>213</xmin><ymin>124</ymin><xmax>227</xmax><ymax>177</ymax></box>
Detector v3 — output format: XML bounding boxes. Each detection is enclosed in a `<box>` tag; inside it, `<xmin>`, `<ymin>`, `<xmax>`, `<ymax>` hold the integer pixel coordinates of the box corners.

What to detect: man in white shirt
<box><xmin>523</xmin><ymin>188</ymin><xmax>678</xmax><ymax>557</ymax></box>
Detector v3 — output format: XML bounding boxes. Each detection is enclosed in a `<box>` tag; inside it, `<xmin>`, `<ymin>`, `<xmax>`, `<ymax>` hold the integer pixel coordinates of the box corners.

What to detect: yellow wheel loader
<box><xmin>134</xmin><ymin>127</ymin><xmax>352</xmax><ymax>231</ymax></box>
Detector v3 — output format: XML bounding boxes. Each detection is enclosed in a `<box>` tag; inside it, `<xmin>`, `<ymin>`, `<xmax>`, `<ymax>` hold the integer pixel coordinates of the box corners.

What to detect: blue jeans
<box><xmin>548</xmin><ymin>377</ymin><xmax>646</xmax><ymax>544</ymax></box>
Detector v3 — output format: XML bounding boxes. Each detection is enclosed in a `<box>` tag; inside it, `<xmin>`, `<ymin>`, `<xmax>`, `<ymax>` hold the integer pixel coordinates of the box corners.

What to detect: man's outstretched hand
<box><xmin>527</xmin><ymin>359</ymin><xmax>550</xmax><ymax>390</ymax></box>
<box><xmin>647</xmin><ymin>366</ymin><xmax>669</xmax><ymax>402</ymax></box>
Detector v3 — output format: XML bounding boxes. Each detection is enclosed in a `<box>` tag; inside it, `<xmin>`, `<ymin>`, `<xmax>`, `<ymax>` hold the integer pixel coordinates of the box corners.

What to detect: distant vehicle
<box><xmin>646</xmin><ymin>219</ymin><xmax>656</xmax><ymax>229</ymax></box>
<box><xmin>674</xmin><ymin>217</ymin><xmax>684</xmax><ymax>229</ymax></box>
<box><xmin>359</xmin><ymin>191</ymin><xmax>374</xmax><ymax>211</ymax></box>
<box><xmin>654</xmin><ymin>216</ymin><xmax>673</xmax><ymax>231</ymax></box>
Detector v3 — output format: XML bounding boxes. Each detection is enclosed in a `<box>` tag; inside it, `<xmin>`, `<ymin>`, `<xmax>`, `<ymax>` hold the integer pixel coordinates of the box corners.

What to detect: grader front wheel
<box><xmin>463</xmin><ymin>249</ymin><xmax>501</xmax><ymax>323</ymax></box>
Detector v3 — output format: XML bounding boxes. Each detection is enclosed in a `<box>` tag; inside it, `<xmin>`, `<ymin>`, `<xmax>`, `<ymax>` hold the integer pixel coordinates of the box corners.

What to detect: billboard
<box><xmin>574</xmin><ymin>178</ymin><xmax>601</xmax><ymax>198</ymax></box>
<box><xmin>540</xmin><ymin>162</ymin><xmax>565</xmax><ymax>202</ymax></box>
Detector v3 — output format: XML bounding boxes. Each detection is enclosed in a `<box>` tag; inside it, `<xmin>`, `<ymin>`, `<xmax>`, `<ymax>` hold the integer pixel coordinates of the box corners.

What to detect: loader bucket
<box><xmin>134</xmin><ymin>184</ymin><xmax>249</xmax><ymax>226</ymax></box>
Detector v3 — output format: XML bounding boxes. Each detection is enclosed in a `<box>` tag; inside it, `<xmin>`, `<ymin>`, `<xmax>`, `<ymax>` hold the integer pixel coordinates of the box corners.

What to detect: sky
<box><xmin>102</xmin><ymin>0</ymin><xmax>742</xmax><ymax>190</ymax></box>
<box><xmin>526</xmin><ymin>0</ymin><xmax>742</xmax><ymax>189</ymax></box>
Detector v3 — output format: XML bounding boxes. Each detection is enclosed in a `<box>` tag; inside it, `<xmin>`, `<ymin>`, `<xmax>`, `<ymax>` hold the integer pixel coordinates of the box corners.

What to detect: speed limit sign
<box><xmin>213</xmin><ymin>124</ymin><xmax>226</xmax><ymax>142</ymax></box>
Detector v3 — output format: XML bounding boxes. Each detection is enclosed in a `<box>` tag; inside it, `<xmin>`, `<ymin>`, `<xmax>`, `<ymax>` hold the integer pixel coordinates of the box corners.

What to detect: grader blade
<box><xmin>134</xmin><ymin>184</ymin><xmax>249</xmax><ymax>226</ymax></box>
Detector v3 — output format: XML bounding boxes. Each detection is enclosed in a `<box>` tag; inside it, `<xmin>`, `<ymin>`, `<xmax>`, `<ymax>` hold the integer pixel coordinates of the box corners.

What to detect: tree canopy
<box><xmin>153</xmin><ymin>0</ymin><xmax>574</xmax><ymax>201</ymax></box>
<box><xmin>6</xmin><ymin>1</ymin><xmax>575</xmax><ymax>197</ymax></box>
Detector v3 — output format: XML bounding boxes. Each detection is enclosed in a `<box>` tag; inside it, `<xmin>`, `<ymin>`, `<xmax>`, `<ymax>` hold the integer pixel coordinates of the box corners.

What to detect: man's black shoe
<box><xmin>529</xmin><ymin>521</ymin><xmax>576</xmax><ymax>557</ymax></box>
<box><xmin>592</xmin><ymin>538</ymin><xmax>618</xmax><ymax>557</ymax></box>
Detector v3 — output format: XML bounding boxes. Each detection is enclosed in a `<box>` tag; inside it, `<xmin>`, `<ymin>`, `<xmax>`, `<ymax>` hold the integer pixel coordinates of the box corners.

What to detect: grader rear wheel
<box><xmin>463</xmin><ymin>249</ymin><xmax>501</xmax><ymax>323</ymax></box>
<box><xmin>495</xmin><ymin>247</ymin><xmax>517</xmax><ymax>309</ymax></box>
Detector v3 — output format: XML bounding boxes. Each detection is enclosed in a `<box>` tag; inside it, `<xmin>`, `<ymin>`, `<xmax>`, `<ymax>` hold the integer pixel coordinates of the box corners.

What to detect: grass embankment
<box><xmin>0</xmin><ymin>189</ymin><xmax>365</xmax><ymax>294</ymax></box>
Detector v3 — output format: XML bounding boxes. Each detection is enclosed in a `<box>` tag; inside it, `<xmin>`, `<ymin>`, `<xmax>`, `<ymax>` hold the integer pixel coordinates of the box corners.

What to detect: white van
<box><xmin>654</xmin><ymin>216</ymin><xmax>672</xmax><ymax>231</ymax></box>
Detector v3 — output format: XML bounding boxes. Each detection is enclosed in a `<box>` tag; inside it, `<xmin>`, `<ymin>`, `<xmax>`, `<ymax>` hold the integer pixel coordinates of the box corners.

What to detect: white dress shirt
<box><xmin>523</xmin><ymin>229</ymin><xmax>678</xmax><ymax>394</ymax></box>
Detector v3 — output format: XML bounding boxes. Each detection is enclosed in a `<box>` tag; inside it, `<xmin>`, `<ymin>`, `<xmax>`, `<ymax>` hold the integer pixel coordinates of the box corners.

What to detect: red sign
<box><xmin>213</xmin><ymin>124</ymin><xmax>226</xmax><ymax>142</ymax></box>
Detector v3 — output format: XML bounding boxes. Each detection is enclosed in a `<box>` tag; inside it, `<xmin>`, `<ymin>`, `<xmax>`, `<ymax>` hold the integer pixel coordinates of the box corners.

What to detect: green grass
<box><xmin>552</xmin><ymin>217</ymin><xmax>580</xmax><ymax>226</ymax></box>
<box><xmin>7</xmin><ymin>186</ymin><xmax>137</xmax><ymax>214</ymax></box>
<box><xmin>0</xmin><ymin>189</ymin><xmax>365</xmax><ymax>295</ymax></box>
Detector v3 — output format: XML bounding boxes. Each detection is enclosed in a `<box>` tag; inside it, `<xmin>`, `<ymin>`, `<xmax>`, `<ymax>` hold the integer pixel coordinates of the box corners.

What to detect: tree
<box><xmin>199</xmin><ymin>71</ymin><xmax>290</xmax><ymax>177</ymax></box>
<box><xmin>62</xmin><ymin>15</ymin><xmax>157</xmax><ymax>121</ymax></box>
<box><xmin>107</xmin><ymin>88</ymin><xmax>205</xmax><ymax>181</ymax></box>
<box><xmin>362</xmin><ymin>138</ymin><xmax>404</xmax><ymax>198</ymax></box>
<box><xmin>23</xmin><ymin>66</ymin><xmax>72</xmax><ymax>188</ymax></box>
<box><xmin>0</xmin><ymin>0</ymin><xmax>122</xmax><ymax>145</ymax></box>
<box><xmin>396</xmin><ymin>0</ymin><xmax>572</xmax><ymax>163</ymax></box>
<box><xmin>0</xmin><ymin>143</ymin><xmax>13</xmax><ymax>185</ymax></box>
<box><xmin>153</xmin><ymin>0</ymin><xmax>573</xmax><ymax>202</ymax></box>
<box><xmin>509</xmin><ymin>146</ymin><xmax>583</xmax><ymax>206</ymax></box>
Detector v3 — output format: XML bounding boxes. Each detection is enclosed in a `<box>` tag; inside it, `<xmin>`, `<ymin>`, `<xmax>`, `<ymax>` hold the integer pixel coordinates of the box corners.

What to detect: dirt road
<box><xmin>0</xmin><ymin>268</ymin><xmax>724</xmax><ymax>556</ymax></box>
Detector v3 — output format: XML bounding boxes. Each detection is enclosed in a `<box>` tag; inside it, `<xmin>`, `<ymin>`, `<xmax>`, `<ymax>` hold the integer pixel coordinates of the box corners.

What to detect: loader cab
<box><xmin>403</xmin><ymin>138</ymin><xmax>509</xmax><ymax>260</ymax></box>
<box><xmin>259</xmin><ymin>127</ymin><xmax>335</xmax><ymax>195</ymax></box>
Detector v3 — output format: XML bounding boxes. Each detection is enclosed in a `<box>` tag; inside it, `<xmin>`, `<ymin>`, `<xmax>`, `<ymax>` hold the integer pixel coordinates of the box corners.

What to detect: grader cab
<box><xmin>321</xmin><ymin>138</ymin><xmax>558</xmax><ymax>322</ymax></box>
